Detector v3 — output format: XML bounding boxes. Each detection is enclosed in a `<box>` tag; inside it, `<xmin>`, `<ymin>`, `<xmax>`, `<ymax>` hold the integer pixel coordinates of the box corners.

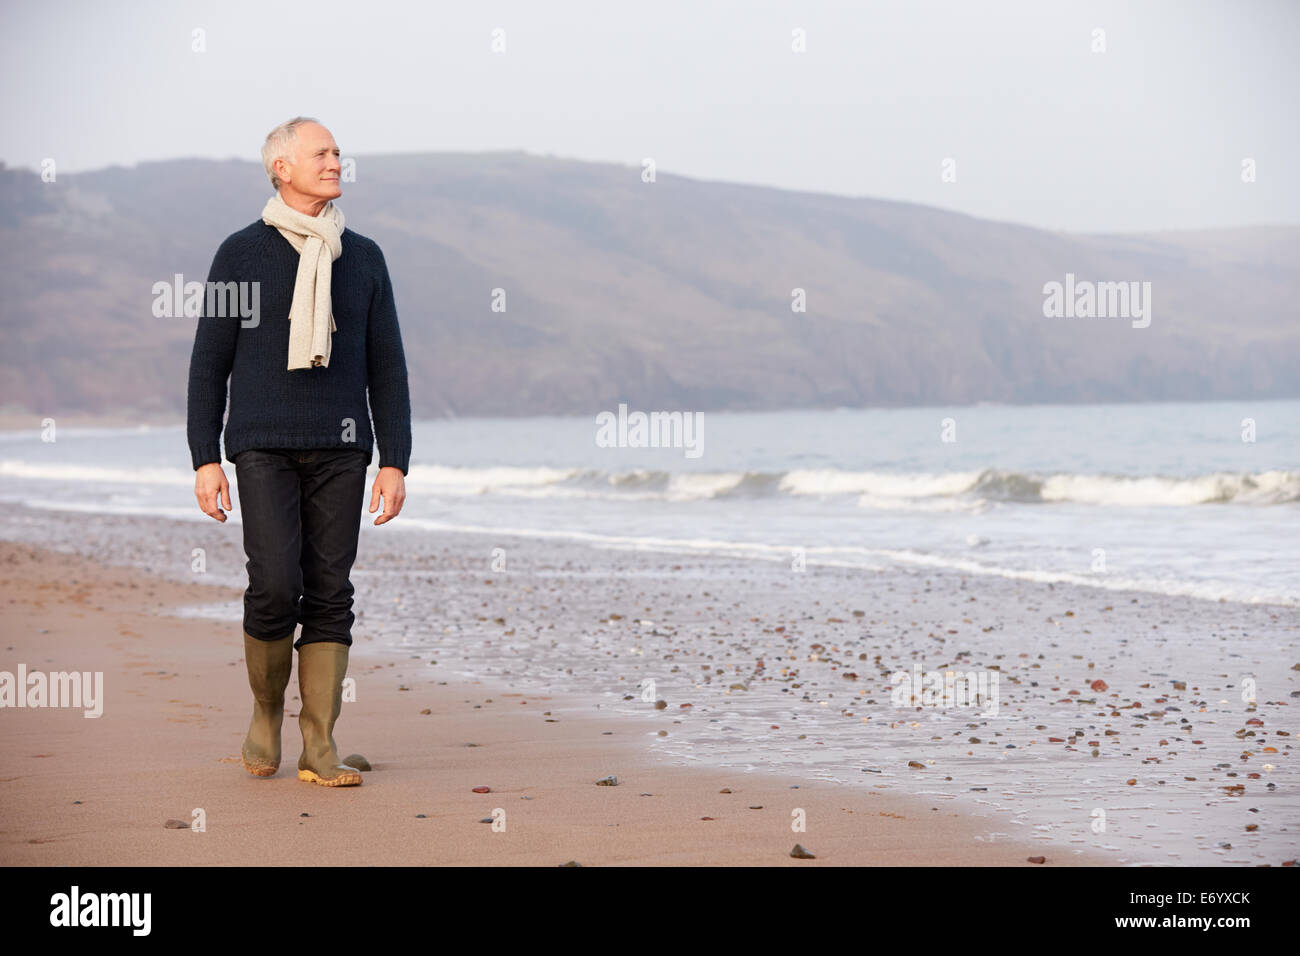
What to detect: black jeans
<box><xmin>232</xmin><ymin>448</ymin><xmax>369</xmax><ymax>648</ymax></box>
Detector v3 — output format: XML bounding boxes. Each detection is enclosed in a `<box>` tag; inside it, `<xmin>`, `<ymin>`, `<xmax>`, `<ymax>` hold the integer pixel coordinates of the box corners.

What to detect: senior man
<box><xmin>186</xmin><ymin>117</ymin><xmax>411</xmax><ymax>787</ymax></box>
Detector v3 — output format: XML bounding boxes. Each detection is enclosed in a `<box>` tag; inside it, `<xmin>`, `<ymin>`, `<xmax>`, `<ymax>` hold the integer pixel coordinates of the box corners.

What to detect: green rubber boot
<box><xmin>296</xmin><ymin>641</ymin><xmax>363</xmax><ymax>787</ymax></box>
<box><xmin>241</xmin><ymin>631</ymin><xmax>294</xmax><ymax>777</ymax></box>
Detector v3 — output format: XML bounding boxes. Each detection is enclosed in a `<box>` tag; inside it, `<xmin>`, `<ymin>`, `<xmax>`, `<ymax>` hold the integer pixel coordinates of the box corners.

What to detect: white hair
<box><xmin>261</xmin><ymin>116</ymin><xmax>320</xmax><ymax>190</ymax></box>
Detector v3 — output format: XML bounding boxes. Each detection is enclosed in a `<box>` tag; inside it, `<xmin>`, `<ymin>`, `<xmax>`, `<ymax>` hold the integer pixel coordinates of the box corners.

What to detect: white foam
<box><xmin>0</xmin><ymin>459</ymin><xmax>196</xmax><ymax>486</ymax></box>
<box><xmin>1040</xmin><ymin>470</ymin><xmax>1300</xmax><ymax>506</ymax></box>
<box><xmin>783</xmin><ymin>468</ymin><xmax>982</xmax><ymax>498</ymax></box>
<box><xmin>3</xmin><ymin>456</ymin><xmax>1296</xmax><ymax>506</ymax></box>
<box><xmin>388</xmin><ymin>517</ymin><xmax>1298</xmax><ymax>607</ymax></box>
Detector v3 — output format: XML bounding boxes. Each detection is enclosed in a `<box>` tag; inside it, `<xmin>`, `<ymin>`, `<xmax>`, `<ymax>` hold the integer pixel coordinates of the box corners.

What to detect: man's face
<box><xmin>277</xmin><ymin>122</ymin><xmax>342</xmax><ymax>205</ymax></box>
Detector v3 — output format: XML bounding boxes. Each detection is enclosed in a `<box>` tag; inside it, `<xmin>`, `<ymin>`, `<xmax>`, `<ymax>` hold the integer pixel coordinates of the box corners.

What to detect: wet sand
<box><xmin>1</xmin><ymin>495</ymin><xmax>1295</xmax><ymax>866</ymax></box>
<box><xmin>0</xmin><ymin>537</ymin><xmax>1094</xmax><ymax>866</ymax></box>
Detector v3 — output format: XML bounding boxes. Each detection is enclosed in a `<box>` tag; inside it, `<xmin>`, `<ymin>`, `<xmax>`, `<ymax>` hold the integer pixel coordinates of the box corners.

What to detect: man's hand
<box><xmin>195</xmin><ymin>462</ymin><xmax>232</xmax><ymax>522</ymax></box>
<box><xmin>369</xmin><ymin>466</ymin><xmax>406</xmax><ymax>525</ymax></box>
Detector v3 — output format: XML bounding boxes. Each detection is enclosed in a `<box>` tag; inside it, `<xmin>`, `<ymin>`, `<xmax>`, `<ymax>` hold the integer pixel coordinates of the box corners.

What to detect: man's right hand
<box><xmin>195</xmin><ymin>462</ymin><xmax>232</xmax><ymax>522</ymax></box>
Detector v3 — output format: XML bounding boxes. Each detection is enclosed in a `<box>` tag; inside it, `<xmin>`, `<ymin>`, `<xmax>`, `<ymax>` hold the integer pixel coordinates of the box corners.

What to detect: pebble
<box><xmin>596</xmin><ymin>775</ymin><xmax>618</xmax><ymax>786</ymax></box>
<box><xmin>790</xmin><ymin>843</ymin><xmax>816</xmax><ymax>859</ymax></box>
<box><xmin>10</xmin><ymin>504</ymin><xmax>1293</xmax><ymax>868</ymax></box>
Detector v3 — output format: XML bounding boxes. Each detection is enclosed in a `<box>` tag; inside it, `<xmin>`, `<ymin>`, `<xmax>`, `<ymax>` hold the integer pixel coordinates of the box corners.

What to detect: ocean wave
<box><xmin>0</xmin><ymin>459</ymin><xmax>197</xmax><ymax>486</ymax></box>
<box><xmin>407</xmin><ymin>465</ymin><xmax>1299</xmax><ymax>506</ymax></box>
<box><xmin>2</xmin><ymin>458</ymin><xmax>1296</xmax><ymax>506</ymax></box>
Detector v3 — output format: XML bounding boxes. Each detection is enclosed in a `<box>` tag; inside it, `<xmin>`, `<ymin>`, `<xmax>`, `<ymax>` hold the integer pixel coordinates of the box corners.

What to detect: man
<box><xmin>186</xmin><ymin>117</ymin><xmax>412</xmax><ymax>788</ymax></box>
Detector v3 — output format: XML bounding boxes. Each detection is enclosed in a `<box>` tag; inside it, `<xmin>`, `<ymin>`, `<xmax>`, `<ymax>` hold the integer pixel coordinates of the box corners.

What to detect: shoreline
<box><xmin>0</xmin><ymin>538</ymin><xmax>1101</xmax><ymax>866</ymax></box>
<box><xmin>0</xmin><ymin>495</ymin><xmax>1293</xmax><ymax>867</ymax></box>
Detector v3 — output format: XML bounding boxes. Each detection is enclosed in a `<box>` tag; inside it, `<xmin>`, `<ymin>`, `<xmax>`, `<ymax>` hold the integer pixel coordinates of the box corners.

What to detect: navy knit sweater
<box><xmin>186</xmin><ymin>220</ymin><xmax>412</xmax><ymax>475</ymax></box>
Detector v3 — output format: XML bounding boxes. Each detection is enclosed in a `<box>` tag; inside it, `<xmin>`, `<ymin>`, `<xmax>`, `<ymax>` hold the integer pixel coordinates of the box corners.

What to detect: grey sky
<box><xmin>2</xmin><ymin>0</ymin><xmax>1295</xmax><ymax>233</ymax></box>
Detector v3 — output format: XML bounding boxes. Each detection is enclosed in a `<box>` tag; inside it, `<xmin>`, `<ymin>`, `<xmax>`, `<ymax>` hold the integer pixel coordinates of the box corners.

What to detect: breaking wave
<box><xmin>404</xmin><ymin>465</ymin><xmax>1298</xmax><ymax>506</ymax></box>
<box><xmin>1</xmin><ymin>459</ymin><xmax>1296</xmax><ymax>507</ymax></box>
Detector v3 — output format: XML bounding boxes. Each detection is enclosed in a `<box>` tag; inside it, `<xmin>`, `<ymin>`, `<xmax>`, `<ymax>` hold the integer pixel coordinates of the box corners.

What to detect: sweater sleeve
<box><xmin>185</xmin><ymin>236</ymin><xmax>242</xmax><ymax>470</ymax></box>
<box><xmin>366</xmin><ymin>244</ymin><xmax>413</xmax><ymax>475</ymax></box>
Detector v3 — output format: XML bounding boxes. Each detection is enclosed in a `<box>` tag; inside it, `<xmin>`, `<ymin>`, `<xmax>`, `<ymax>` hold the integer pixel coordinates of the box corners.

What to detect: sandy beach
<box><xmin>0</xmin><ymin>534</ymin><xmax>1093</xmax><ymax>866</ymax></box>
<box><xmin>1</xmin><ymin>478</ymin><xmax>1295</xmax><ymax>868</ymax></box>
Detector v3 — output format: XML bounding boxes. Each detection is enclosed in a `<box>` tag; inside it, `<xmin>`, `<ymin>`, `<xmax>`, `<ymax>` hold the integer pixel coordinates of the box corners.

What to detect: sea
<box><xmin>1</xmin><ymin>398</ymin><xmax>1297</xmax><ymax>864</ymax></box>
<box><xmin>2</xmin><ymin>399</ymin><xmax>1296</xmax><ymax>606</ymax></box>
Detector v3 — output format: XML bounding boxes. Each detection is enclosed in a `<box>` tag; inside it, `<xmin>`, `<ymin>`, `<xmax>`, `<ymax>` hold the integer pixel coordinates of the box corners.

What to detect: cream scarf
<box><xmin>261</xmin><ymin>192</ymin><xmax>346</xmax><ymax>370</ymax></box>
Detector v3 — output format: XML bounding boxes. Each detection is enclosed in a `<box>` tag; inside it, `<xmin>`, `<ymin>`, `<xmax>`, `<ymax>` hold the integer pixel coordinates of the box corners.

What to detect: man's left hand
<box><xmin>369</xmin><ymin>466</ymin><xmax>406</xmax><ymax>525</ymax></box>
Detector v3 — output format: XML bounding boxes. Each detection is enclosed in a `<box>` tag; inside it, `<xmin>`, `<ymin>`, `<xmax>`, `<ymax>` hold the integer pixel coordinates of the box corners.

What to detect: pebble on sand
<box><xmin>596</xmin><ymin>775</ymin><xmax>618</xmax><ymax>786</ymax></box>
<box><xmin>790</xmin><ymin>844</ymin><xmax>816</xmax><ymax>859</ymax></box>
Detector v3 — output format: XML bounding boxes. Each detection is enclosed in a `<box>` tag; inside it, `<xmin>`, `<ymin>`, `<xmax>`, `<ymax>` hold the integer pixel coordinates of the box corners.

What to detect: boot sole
<box><xmin>242</xmin><ymin>746</ymin><xmax>279</xmax><ymax>777</ymax></box>
<box><xmin>298</xmin><ymin>768</ymin><xmax>362</xmax><ymax>787</ymax></box>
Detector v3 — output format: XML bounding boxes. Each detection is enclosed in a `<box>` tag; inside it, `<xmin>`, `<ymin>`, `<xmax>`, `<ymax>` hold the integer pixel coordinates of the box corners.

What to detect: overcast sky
<box><xmin>1</xmin><ymin>0</ymin><xmax>1295</xmax><ymax>233</ymax></box>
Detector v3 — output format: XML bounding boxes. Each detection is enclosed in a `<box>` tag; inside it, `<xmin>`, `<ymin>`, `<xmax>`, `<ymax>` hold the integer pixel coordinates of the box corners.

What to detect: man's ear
<box><xmin>275</xmin><ymin>156</ymin><xmax>291</xmax><ymax>186</ymax></box>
